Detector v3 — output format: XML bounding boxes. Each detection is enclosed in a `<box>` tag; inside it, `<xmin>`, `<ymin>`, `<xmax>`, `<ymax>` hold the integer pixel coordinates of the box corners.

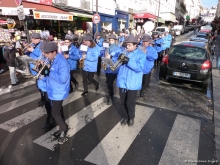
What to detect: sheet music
<box><xmin>103</xmin><ymin>42</ymin><xmax>109</xmax><ymax>48</ymax></box>
<box><xmin>80</xmin><ymin>45</ymin><xmax>88</xmax><ymax>52</ymax></box>
<box><xmin>61</xmin><ymin>45</ymin><xmax>68</xmax><ymax>52</ymax></box>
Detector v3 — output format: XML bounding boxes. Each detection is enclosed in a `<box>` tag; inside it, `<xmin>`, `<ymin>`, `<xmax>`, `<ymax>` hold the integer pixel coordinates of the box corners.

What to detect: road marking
<box><xmin>84</xmin><ymin>105</ymin><xmax>154</xmax><ymax>165</ymax></box>
<box><xmin>0</xmin><ymin>92</ymin><xmax>82</xmax><ymax>132</ymax></box>
<box><xmin>33</xmin><ymin>97</ymin><xmax>111</xmax><ymax>151</ymax></box>
<box><xmin>0</xmin><ymin>93</ymin><xmax>41</xmax><ymax>115</ymax></box>
<box><xmin>158</xmin><ymin>115</ymin><xmax>201</xmax><ymax>165</ymax></box>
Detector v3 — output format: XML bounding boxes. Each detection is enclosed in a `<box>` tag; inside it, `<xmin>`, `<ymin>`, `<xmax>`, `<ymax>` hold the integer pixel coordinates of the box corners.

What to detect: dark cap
<box><xmin>152</xmin><ymin>31</ymin><xmax>159</xmax><ymax>35</ymax></box>
<box><xmin>40</xmin><ymin>41</ymin><xmax>47</xmax><ymax>52</ymax></box>
<box><xmin>95</xmin><ymin>32</ymin><xmax>101</xmax><ymax>36</ymax></box>
<box><xmin>32</xmin><ymin>33</ymin><xmax>41</xmax><ymax>39</ymax></box>
<box><xmin>108</xmin><ymin>34</ymin><xmax>117</xmax><ymax>40</ymax></box>
<box><xmin>142</xmin><ymin>34</ymin><xmax>152</xmax><ymax>42</ymax></box>
<box><xmin>65</xmin><ymin>36</ymin><xmax>73</xmax><ymax>41</ymax></box>
<box><xmin>124</xmin><ymin>35</ymin><xmax>138</xmax><ymax>44</ymax></box>
<box><xmin>43</xmin><ymin>42</ymin><xmax>58</xmax><ymax>53</ymax></box>
<box><xmin>83</xmin><ymin>35</ymin><xmax>93</xmax><ymax>41</ymax></box>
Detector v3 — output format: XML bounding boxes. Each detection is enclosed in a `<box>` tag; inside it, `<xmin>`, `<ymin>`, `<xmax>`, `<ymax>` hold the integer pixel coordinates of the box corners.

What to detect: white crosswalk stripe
<box><xmin>0</xmin><ymin>91</ymin><xmax>82</xmax><ymax>132</ymax></box>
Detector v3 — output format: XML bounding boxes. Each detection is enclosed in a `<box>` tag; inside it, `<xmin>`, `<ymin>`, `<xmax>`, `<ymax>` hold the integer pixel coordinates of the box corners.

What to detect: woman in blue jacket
<box><xmin>80</xmin><ymin>36</ymin><xmax>99</xmax><ymax>96</ymax></box>
<box><xmin>139</xmin><ymin>34</ymin><xmax>158</xmax><ymax>97</ymax></box>
<box><xmin>154</xmin><ymin>32</ymin><xmax>165</xmax><ymax>67</ymax></box>
<box><xmin>63</xmin><ymin>36</ymin><xmax>79</xmax><ymax>93</ymax></box>
<box><xmin>117</xmin><ymin>35</ymin><xmax>146</xmax><ymax>127</ymax></box>
<box><xmin>94</xmin><ymin>32</ymin><xmax>104</xmax><ymax>76</ymax></box>
<box><xmin>102</xmin><ymin>34</ymin><xmax>122</xmax><ymax>104</ymax></box>
<box><xmin>42</xmin><ymin>41</ymin><xmax>70</xmax><ymax>142</ymax></box>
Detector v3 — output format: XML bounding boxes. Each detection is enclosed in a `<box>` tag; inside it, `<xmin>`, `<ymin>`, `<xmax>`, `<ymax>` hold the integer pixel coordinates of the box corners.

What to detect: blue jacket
<box><xmin>62</xmin><ymin>44</ymin><xmax>79</xmax><ymax>70</ymax></box>
<box><xmin>95</xmin><ymin>38</ymin><xmax>104</xmax><ymax>57</ymax></box>
<box><xmin>154</xmin><ymin>38</ymin><xmax>164</xmax><ymax>53</ymax></box>
<box><xmin>37</xmin><ymin>56</ymin><xmax>47</xmax><ymax>92</ymax></box>
<box><xmin>103</xmin><ymin>44</ymin><xmax>122</xmax><ymax>74</ymax></box>
<box><xmin>166</xmin><ymin>34</ymin><xmax>172</xmax><ymax>48</ymax></box>
<box><xmin>81</xmin><ymin>46</ymin><xmax>99</xmax><ymax>72</ymax></box>
<box><xmin>116</xmin><ymin>48</ymin><xmax>146</xmax><ymax>90</ymax></box>
<box><xmin>142</xmin><ymin>46</ymin><xmax>158</xmax><ymax>74</ymax></box>
<box><xmin>45</xmin><ymin>53</ymin><xmax>70</xmax><ymax>100</ymax></box>
<box><xmin>118</xmin><ymin>36</ymin><xmax>125</xmax><ymax>47</ymax></box>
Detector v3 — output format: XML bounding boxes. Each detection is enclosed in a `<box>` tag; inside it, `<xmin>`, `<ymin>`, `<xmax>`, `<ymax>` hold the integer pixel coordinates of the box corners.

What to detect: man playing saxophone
<box><xmin>102</xmin><ymin>34</ymin><xmax>122</xmax><ymax>105</ymax></box>
<box><xmin>117</xmin><ymin>35</ymin><xmax>146</xmax><ymax>127</ymax></box>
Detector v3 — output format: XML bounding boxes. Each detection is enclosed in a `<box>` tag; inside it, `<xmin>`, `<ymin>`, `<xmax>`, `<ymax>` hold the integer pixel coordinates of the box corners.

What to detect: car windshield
<box><xmin>156</xmin><ymin>28</ymin><xmax>165</xmax><ymax>32</ymax></box>
<box><xmin>196</xmin><ymin>35</ymin><xmax>207</xmax><ymax>39</ymax></box>
<box><xmin>169</xmin><ymin>46</ymin><xmax>206</xmax><ymax>59</ymax></box>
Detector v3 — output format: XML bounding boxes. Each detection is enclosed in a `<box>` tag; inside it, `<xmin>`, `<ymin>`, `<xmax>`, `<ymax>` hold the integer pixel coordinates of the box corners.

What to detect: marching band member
<box><xmin>102</xmin><ymin>34</ymin><xmax>122</xmax><ymax>104</ymax></box>
<box><xmin>164</xmin><ymin>31</ymin><xmax>172</xmax><ymax>54</ymax></box>
<box><xmin>154</xmin><ymin>32</ymin><xmax>164</xmax><ymax>67</ymax></box>
<box><xmin>139</xmin><ymin>34</ymin><xmax>158</xmax><ymax>97</ymax></box>
<box><xmin>80</xmin><ymin>36</ymin><xmax>99</xmax><ymax>96</ymax></box>
<box><xmin>63</xmin><ymin>36</ymin><xmax>79</xmax><ymax>93</ymax></box>
<box><xmin>117</xmin><ymin>35</ymin><xmax>146</xmax><ymax>127</ymax></box>
<box><xmin>118</xmin><ymin>30</ymin><xmax>125</xmax><ymax>47</ymax></box>
<box><xmin>94</xmin><ymin>32</ymin><xmax>104</xmax><ymax>76</ymax></box>
<box><xmin>42</xmin><ymin>42</ymin><xmax>70</xmax><ymax>142</ymax></box>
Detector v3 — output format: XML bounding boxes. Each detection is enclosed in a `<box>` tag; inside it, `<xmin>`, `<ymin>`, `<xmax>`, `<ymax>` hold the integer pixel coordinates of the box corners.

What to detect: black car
<box><xmin>159</xmin><ymin>41</ymin><xmax>212</xmax><ymax>88</ymax></box>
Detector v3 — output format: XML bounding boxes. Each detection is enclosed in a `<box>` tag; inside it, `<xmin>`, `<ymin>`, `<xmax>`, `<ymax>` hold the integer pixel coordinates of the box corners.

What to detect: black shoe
<box><xmin>106</xmin><ymin>96</ymin><xmax>111</xmax><ymax>105</ymax></box>
<box><xmin>58</xmin><ymin>131</ymin><xmax>67</xmax><ymax>142</ymax></box>
<box><xmin>120</xmin><ymin>118</ymin><xmax>128</xmax><ymax>126</ymax></box>
<box><xmin>128</xmin><ymin>119</ymin><xmax>134</xmax><ymax>127</ymax></box>
<box><xmin>42</xmin><ymin>123</ymin><xmax>51</xmax><ymax>129</ymax></box>
<box><xmin>38</xmin><ymin>100</ymin><xmax>45</xmax><ymax>107</ymax></box>
<box><xmin>75</xmin><ymin>82</ymin><xmax>79</xmax><ymax>89</ymax></box>
<box><xmin>53</xmin><ymin>130</ymin><xmax>61</xmax><ymax>138</ymax></box>
<box><xmin>69</xmin><ymin>88</ymin><xmax>73</xmax><ymax>94</ymax></box>
<box><xmin>12</xmin><ymin>82</ymin><xmax>19</xmax><ymax>86</ymax></box>
<box><xmin>95</xmin><ymin>83</ymin><xmax>99</xmax><ymax>91</ymax></box>
<box><xmin>81</xmin><ymin>91</ymin><xmax>88</xmax><ymax>96</ymax></box>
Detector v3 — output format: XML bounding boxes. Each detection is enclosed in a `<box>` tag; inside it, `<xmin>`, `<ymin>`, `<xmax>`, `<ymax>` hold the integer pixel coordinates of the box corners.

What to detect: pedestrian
<box><xmin>43</xmin><ymin>41</ymin><xmax>70</xmax><ymax>142</ymax></box>
<box><xmin>80</xmin><ymin>36</ymin><xmax>99</xmax><ymax>96</ymax></box>
<box><xmin>154</xmin><ymin>32</ymin><xmax>165</xmax><ymax>67</ymax></box>
<box><xmin>117</xmin><ymin>35</ymin><xmax>146</xmax><ymax>126</ymax></box>
<box><xmin>3</xmin><ymin>42</ymin><xmax>19</xmax><ymax>86</ymax></box>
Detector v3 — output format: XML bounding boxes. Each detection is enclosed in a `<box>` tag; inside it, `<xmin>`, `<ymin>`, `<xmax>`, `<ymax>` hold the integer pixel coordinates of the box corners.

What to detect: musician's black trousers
<box><xmin>97</xmin><ymin>57</ymin><xmax>102</xmax><ymax>75</ymax></box>
<box><xmin>140</xmin><ymin>71</ymin><xmax>152</xmax><ymax>95</ymax></box>
<box><xmin>106</xmin><ymin>73</ymin><xmax>117</xmax><ymax>96</ymax></box>
<box><xmin>70</xmin><ymin>70</ymin><xmax>78</xmax><ymax>90</ymax></box>
<box><xmin>119</xmin><ymin>89</ymin><xmax>137</xmax><ymax>120</ymax></box>
<box><xmin>45</xmin><ymin>94</ymin><xmax>66</xmax><ymax>132</ymax></box>
<box><xmin>82</xmin><ymin>70</ymin><xmax>98</xmax><ymax>92</ymax></box>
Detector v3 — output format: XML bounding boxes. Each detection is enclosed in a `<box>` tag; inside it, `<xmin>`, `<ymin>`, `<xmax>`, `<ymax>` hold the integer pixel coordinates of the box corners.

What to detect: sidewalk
<box><xmin>212</xmin><ymin>35</ymin><xmax>220</xmax><ymax>163</ymax></box>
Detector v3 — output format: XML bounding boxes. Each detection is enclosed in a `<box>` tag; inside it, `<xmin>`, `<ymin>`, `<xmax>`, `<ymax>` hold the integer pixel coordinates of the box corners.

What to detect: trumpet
<box><xmin>33</xmin><ymin>58</ymin><xmax>50</xmax><ymax>80</ymax></box>
<box><xmin>23</xmin><ymin>42</ymin><xmax>34</xmax><ymax>53</ymax></box>
<box><xmin>79</xmin><ymin>58</ymin><xmax>84</xmax><ymax>68</ymax></box>
<box><xmin>32</xmin><ymin>55</ymin><xmax>43</xmax><ymax>72</ymax></box>
<box><xmin>110</xmin><ymin>54</ymin><xmax>129</xmax><ymax>71</ymax></box>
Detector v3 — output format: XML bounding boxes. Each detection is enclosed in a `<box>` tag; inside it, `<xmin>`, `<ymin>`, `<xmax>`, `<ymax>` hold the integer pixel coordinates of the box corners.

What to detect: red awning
<box><xmin>0</xmin><ymin>20</ymin><xmax>7</xmax><ymax>24</ymax></box>
<box><xmin>134</xmin><ymin>13</ymin><xmax>156</xmax><ymax>20</ymax></box>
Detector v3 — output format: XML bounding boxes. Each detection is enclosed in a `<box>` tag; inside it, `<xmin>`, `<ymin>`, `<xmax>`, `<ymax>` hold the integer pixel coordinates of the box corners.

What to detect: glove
<box><xmin>40</xmin><ymin>65</ymin><xmax>50</xmax><ymax>77</ymax></box>
<box><xmin>121</xmin><ymin>56</ymin><xmax>129</xmax><ymax>64</ymax></box>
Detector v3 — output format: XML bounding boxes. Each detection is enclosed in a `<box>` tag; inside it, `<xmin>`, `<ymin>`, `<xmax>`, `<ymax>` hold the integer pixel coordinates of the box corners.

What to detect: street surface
<box><xmin>0</xmin><ymin>31</ymin><xmax>217</xmax><ymax>165</ymax></box>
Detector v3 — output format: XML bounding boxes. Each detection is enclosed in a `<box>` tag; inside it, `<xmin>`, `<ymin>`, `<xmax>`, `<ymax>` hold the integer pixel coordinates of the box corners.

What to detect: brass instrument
<box><xmin>23</xmin><ymin>42</ymin><xmax>34</xmax><ymax>54</ymax></box>
<box><xmin>110</xmin><ymin>54</ymin><xmax>129</xmax><ymax>71</ymax></box>
<box><xmin>79</xmin><ymin>58</ymin><xmax>84</xmax><ymax>68</ymax></box>
<box><xmin>102</xmin><ymin>47</ymin><xmax>109</xmax><ymax>71</ymax></box>
<box><xmin>33</xmin><ymin>58</ymin><xmax>50</xmax><ymax>80</ymax></box>
<box><xmin>32</xmin><ymin>54</ymin><xmax>43</xmax><ymax>72</ymax></box>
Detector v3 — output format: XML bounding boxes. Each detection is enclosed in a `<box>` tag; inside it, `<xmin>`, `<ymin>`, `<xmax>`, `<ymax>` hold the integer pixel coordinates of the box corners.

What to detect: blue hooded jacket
<box><xmin>118</xmin><ymin>36</ymin><xmax>125</xmax><ymax>47</ymax></box>
<box><xmin>142</xmin><ymin>46</ymin><xmax>158</xmax><ymax>74</ymax></box>
<box><xmin>95</xmin><ymin>38</ymin><xmax>105</xmax><ymax>57</ymax></box>
<box><xmin>154</xmin><ymin>38</ymin><xmax>164</xmax><ymax>53</ymax></box>
<box><xmin>45</xmin><ymin>53</ymin><xmax>70</xmax><ymax>100</ymax></box>
<box><xmin>116</xmin><ymin>48</ymin><xmax>146</xmax><ymax>90</ymax></box>
<box><xmin>103</xmin><ymin>44</ymin><xmax>122</xmax><ymax>74</ymax></box>
<box><xmin>166</xmin><ymin>34</ymin><xmax>172</xmax><ymax>48</ymax></box>
<box><xmin>62</xmin><ymin>44</ymin><xmax>80</xmax><ymax>70</ymax></box>
<box><xmin>80</xmin><ymin>46</ymin><xmax>99</xmax><ymax>72</ymax></box>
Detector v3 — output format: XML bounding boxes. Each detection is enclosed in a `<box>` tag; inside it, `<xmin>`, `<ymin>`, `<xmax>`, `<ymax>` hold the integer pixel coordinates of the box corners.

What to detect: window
<box><xmin>169</xmin><ymin>46</ymin><xmax>206</xmax><ymax>59</ymax></box>
<box><xmin>196</xmin><ymin>35</ymin><xmax>208</xmax><ymax>39</ymax></box>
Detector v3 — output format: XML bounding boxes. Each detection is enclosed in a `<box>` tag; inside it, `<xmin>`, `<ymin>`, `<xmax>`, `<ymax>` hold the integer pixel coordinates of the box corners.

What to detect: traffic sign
<box><xmin>92</xmin><ymin>14</ymin><xmax>100</xmax><ymax>24</ymax></box>
<box><xmin>15</xmin><ymin>0</ymin><xmax>22</xmax><ymax>6</ymax></box>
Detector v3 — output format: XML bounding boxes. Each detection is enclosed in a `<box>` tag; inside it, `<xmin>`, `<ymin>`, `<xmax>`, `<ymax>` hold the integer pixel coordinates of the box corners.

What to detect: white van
<box><xmin>155</xmin><ymin>27</ymin><xmax>169</xmax><ymax>33</ymax></box>
<box><xmin>174</xmin><ymin>25</ymin><xmax>185</xmax><ymax>34</ymax></box>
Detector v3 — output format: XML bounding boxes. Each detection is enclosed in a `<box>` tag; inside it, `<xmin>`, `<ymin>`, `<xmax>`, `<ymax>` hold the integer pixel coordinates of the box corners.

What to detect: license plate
<box><xmin>173</xmin><ymin>72</ymin><xmax>191</xmax><ymax>78</ymax></box>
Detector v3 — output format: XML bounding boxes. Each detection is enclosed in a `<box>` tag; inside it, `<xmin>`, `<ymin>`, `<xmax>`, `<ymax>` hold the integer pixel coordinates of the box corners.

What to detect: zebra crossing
<box><xmin>0</xmin><ymin>90</ymin><xmax>216</xmax><ymax>165</ymax></box>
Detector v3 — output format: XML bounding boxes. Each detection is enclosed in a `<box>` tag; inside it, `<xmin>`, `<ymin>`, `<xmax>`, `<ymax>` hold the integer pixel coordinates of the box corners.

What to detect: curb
<box><xmin>0</xmin><ymin>80</ymin><xmax>37</xmax><ymax>101</ymax></box>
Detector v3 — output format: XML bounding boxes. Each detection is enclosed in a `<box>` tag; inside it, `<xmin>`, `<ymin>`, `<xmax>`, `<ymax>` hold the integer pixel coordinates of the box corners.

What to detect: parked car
<box><xmin>155</xmin><ymin>27</ymin><xmax>169</xmax><ymax>33</ymax></box>
<box><xmin>159</xmin><ymin>41</ymin><xmax>212</xmax><ymax>88</ymax></box>
<box><xmin>184</xmin><ymin>26</ymin><xmax>189</xmax><ymax>33</ymax></box>
<box><xmin>198</xmin><ymin>29</ymin><xmax>211</xmax><ymax>35</ymax></box>
<box><xmin>174</xmin><ymin>25</ymin><xmax>185</xmax><ymax>34</ymax></box>
<box><xmin>186</xmin><ymin>25</ymin><xmax>194</xmax><ymax>31</ymax></box>
<box><xmin>171</xmin><ymin>28</ymin><xmax>181</xmax><ymax>36</ymax></box>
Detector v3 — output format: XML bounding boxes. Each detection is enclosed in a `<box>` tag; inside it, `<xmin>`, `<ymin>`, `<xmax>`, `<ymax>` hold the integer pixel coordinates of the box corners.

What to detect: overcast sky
<box><xmin>201</xmin><ymin>0</ymin><xmax>218</xmax><ymax>9</ymax></box>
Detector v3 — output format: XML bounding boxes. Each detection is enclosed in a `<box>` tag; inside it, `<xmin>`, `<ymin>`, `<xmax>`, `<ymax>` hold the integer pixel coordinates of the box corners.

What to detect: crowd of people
<box><xmin>1</xmin><ymin>27</ymin><xmax>175</xmax><ymax>142</ymax></box>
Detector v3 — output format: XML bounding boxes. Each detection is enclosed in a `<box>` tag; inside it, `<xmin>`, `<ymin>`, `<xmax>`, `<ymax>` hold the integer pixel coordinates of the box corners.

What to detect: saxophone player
<box><xmin>80</xmin><ymin>36</ymin><xmax>99</xmax><ymax>96</ymax></box>
<box><xmin>139</xmin><ymin>34</ymin><xmax>158</xmax><ymax>97</ymax></box>
<box><xmin>62</xmin><ymin>36</ymin><xmax>79</xmax><ymax>93</ymax></box>
<box><xmin>117</xmin><ymin>35</ymin><xmax>146</xmax><ymax>127</ymax></box>
<box><xmin>41</xmin><ymin>41</ymin><xmax>70</xmax><ymax>142</ymax></box>
<box><xmin>102</xmin><ymin>34</ymin><xmax>122</xmax><ymax>105</ymax></box>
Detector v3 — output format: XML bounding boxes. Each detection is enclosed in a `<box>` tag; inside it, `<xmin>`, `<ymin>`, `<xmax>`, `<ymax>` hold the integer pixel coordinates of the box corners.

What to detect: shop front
<box><xmin>160</xmin><ymin>12</ymin><xmax>176</xmax><ymax>27</ymax></box>
<box><xmin>93</xmin><ymin>12</ymin><xmax>114</xmax><ymax>33</ymax></box>
<box><xmin>113</xmin><ymin>10</ymin><xmax>129</xmax><ymax>31</ymax></box>
<box><xmin>133</xmin><ymin>13</ymin><xmax>156</xmax><ymax>30</ymax></box>
<box><xmin>155</xmin><ymin>17</ymin><xmax>165</xmax><ymax>27</ymax></box>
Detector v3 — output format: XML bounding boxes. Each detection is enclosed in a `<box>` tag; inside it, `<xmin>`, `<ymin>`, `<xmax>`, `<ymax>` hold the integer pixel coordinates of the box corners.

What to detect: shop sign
<box><xmin>23</xmin><ymin>0</ymin><xmax>52</xmax><ymax>5</ymax></box>
<box><xmin>1</xmin><ymin>8</ymin><xmax>30</xmax><ymax>16</ymax></box>
<box><xmin>33</xmin><ymin>11</ymin><xmax>73</xmax><ymax>21</ymax></box>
